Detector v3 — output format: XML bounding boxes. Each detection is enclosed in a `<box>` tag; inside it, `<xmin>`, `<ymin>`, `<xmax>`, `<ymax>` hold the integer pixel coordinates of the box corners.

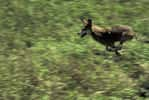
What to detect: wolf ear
<box><xmin>87</xmin><ymin>19</ymin><xmax>92</xmax><ymax>27</ymax></box>
<box><xmin>80</xmin><ymin>17</ymin><xmax>88</xmax><ymax>25</ymax></box>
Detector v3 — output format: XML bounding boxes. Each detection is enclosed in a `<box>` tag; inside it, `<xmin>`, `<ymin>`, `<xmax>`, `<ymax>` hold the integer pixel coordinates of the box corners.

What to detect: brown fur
<box><xmin>92</xmin><ymin>24</ymin><xmax>135</xmax><ymax>37</ymax></box>
<box><xmin>79</xmin><ymin>19</ymin><xmax>135</xmax><ymax>55</ymax></box>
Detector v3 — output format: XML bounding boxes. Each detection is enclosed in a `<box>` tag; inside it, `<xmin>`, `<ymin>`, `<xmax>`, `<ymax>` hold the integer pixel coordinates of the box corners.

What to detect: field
<box><xmin>0</xmin><ymin>0</ymin><xmax>149</xmax><ymax>100</ymax></box>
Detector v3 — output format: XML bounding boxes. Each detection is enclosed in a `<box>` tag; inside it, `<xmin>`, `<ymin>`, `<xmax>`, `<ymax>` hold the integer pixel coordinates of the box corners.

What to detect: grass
<box><xmin>0</xmin><ymin>0</ymin><xmax>149</xmax><ymax>100</ymax></box>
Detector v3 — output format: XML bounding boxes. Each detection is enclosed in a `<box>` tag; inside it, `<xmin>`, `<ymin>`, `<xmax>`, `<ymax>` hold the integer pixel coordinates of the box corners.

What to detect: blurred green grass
<box><xmin>0</xmin><ymin>0</ymin><xmax>149</xmax><ymax>100</ymax></box>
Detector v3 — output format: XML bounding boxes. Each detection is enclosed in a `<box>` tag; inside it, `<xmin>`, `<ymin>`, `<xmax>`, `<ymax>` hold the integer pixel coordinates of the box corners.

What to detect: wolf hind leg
<box><xmin>106</xmin><ymin>45</ymin><xmax>121</xmax><ymax>56</ymax></box>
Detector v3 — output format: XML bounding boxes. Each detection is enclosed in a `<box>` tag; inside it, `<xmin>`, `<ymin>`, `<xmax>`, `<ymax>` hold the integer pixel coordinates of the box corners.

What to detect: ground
<box><xmin>0</xmin><ymin>0</ymin><xmax>149</xmax><ymax>100</ymax></box>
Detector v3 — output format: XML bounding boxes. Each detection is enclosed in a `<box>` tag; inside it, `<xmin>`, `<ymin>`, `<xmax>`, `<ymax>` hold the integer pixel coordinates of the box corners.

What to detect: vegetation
<box><xmin>0</xmin><ymin>0</ymin><xmax>149</xmax><ymax>100</ymax></box>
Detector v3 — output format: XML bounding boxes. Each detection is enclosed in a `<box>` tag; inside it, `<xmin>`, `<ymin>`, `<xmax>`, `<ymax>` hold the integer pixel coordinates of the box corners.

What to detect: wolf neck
<box><xmin>90</xmin><ymin>25</ymin><xmax>107</xmax><ymax>41</ymax></box>
<box><xmin>91</xmin><ymin>25</ymin><xmax>106</xmax><ymax>36</ymax></box>
<box><xmin>90</xmin><ymin>31</ymin><xmax>101</xmax><ymax>41</ymax></box>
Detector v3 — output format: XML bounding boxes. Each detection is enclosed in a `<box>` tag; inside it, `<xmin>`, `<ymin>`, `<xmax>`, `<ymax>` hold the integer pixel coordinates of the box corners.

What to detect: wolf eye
<box><xmin>86</xmin><ymin>29</ymin><xmax>91</xmax><ymax>34</ymax></box>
